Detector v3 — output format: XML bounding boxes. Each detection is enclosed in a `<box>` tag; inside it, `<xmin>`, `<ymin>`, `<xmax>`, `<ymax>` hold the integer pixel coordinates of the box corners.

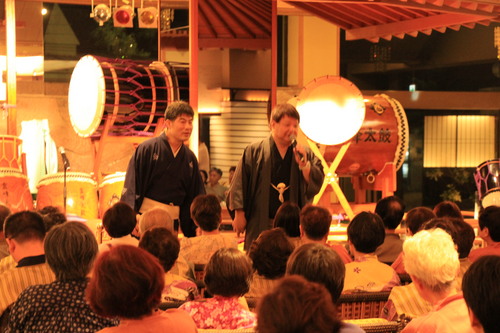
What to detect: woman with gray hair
<box><xmin>7</xmin><ymin>222</ymin><xmax>118</xmax><ymax>332</ymax></box>
<box><xmin>401</xmin><ymin>228</ymin><xmax>473</xmax><ymax>332</ymax></box>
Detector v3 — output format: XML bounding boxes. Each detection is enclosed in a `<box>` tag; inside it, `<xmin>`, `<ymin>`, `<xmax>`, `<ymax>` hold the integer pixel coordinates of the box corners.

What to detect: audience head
<box><xmin>0</xmin><ymin>204</ymin><xmax>11</xmax><ymax>235</ymax></box>
<box><xmin>347</xmin><ymin>211</ymin><xmax>385</xmax><ymax>254</ymax></box>
<box><xmin>299</xmin><ymin>204</ymin><xmax>331</xmax><ymax>241</ymax></box>
<box><xmin>248</xmin><ymin>228</ymin><xmax>294</xmax><ymax>279</ymax></box>
<box><xmin>164</xmin><ymin>101</ymin><xmax>194</xmax><ymax>121</ymax></box>
<box><xmin>403</xmin><ymin>228</ymin><xmax>459</xmax><ymax>294</ymax></box>
<box><xmin>139</xmin><ymin>227</ymin><xmax>179</xmax><ymax>272</ymax></box>
<box><xmin>38</xmin><ymin>205</ymin><xmax>67</xmax><ymax>232</ymax></box>
<box><xmin>257</xmin><ymin>275</ymin><xmax>340</xmax><ymax>333</ymax></box>
<box><xmin>102</xmin><ymin>202</ymin><xmax>136</xmax><ymax>238</ymax></box>
<box><xmin>273</xmin><ymin>201</ymin><xmax>301</xmax><ymax>238</ymax></box>
<box><xmin>4</xmin><ymin>210</ymin><xmax>45</xmax><ymax>244</ymax></box>
<box><xmin>139</xmin><ymin>206</ymin><xmax>174</xmax><ymax>236</ymax></box>
<box><xmin>45</xmin><ymin>221</ymin><xmax>98</xmax><ymax>281</ymax></box>
<box><xmin>462</xmin><ymin>255</ymin><xmax>500</xmax><ymax>333</ymax></box>
<box><xmin>190</xmin><ymin>194</ymin><xmax>221</xmax><ymax>232</ymax></box>
<box><xmin>208</xmin><ymin>167</ymin><xmax>222</xmax><ymax>186</ymax></box>
<box><xmin>452</xmin><ymin>219</ymin><xmax>475</xmax><ymax>259</ymax></box>
<box><xmin>286</xmin><ymin>243</ymin><xmax>345</xmax><ymax>302</ymax></box>
<box><xmin>433</xmin><ymin>201</ymin><xmax>463</xmax><ymax>220</ymax></box>
<box><xmin>228</xmin><ymin>166</ymin><xmax>236</xmax><ymax>184</ymax></box>
<box><xmin>405</xmin><ymin>207</ymin><xmax>436</xmax><ymax>235</ymax></box>
<box><xmin>478</xmin><ymin>205</ymin><xmax>500</xmax><ymax>242</ymax></box>
<box><xmin>204</xmin><ymin>247</ymin><xmax>253</xmax><ymax>298</ymax></box>
<box><xmin>87</xmin><ymin>245</ymin><xmax>164</xmax><ymax>319</ymax></box>
<box><xmin>375</xmin><ymin>195</ymin><xmax>405</xmax><ymax>230</ymax></box>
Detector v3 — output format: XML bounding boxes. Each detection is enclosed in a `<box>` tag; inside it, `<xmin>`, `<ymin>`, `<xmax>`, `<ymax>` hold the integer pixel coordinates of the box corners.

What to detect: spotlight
<box><xmin>91</xmin><ymin>4</ymin><xmax>112</xmax><ymax>26</ymax></box>
<box><xmin>113</xmin><ymin>5</ymin><xmax>134</xmax><ymax>28</ymax></box>
<box><xmin>138</xmin><ymin>7</ymin><xmax>158</xmax><ymax>28</ymax></box>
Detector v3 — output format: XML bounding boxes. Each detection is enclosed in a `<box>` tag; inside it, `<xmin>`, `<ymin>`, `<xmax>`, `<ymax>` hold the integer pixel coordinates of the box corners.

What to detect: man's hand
<box><xmin>232</xmin><ymin>209</ymin><xmax>247</xmax><ymax>238</ymax></box>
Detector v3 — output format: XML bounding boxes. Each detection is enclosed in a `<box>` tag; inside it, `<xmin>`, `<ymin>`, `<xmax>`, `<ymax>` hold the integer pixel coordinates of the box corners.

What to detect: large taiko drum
<box><xmin>0</xmin><ymin>135</ymin><xmax>23</xmax><ymax>170</ymax></box>
<box><xmin>0</xmin><ymin>168</ymin><xmax>34</xmax><ymax>212</ymax></box>
<box><xmin>323</xmin><ymin>94</ymin><xmax>409</xmax><ymax>177</ymax></box>
<box><xmin>99</xmin><ymin>172</ymin><xmax>126</xmax><ymax>217</ymax></box>
<box><xmin>474</xmin><ymin>159</ymin><xmax>500</xmax><ymax>208</ymax></box>
<box><xmin>36</xmin><ymin>172</ymin><xmax>98</xmax><ymax>219</ymax></box>
<box><xmin>68</xmin><ymin>55</ymin><xmax>189</xmax><ymax>138</ymax></box>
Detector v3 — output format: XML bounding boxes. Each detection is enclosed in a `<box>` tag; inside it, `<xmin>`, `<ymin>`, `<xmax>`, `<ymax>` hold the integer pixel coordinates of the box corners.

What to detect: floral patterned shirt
<box><xmin>179</xmin><ymin>295</ymin><xmax>256</xmax><ymax>329</ymax></box>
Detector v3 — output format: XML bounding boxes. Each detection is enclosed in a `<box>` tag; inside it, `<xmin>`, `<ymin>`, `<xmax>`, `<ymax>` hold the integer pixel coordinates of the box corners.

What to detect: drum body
<box><xmin>323</xmin><ymin>94</ymin><xmax>409</xmax><ymax>176</ymax></box>
<box><xmin>0</xmin><ymin>168</ymin><xmax>34</xmax><ymax>212</ymax></box>
<box><xmin>0</xmin><ymin>135</ymin><xmax>22</xmax><ymax>170</ymax></box>
<box><xmin>36</xmin><ymin>172</ymin><xmax>98</xmax><ymax>219</ymax></box>
<box><xmin>474</xmin><ymin>159</ymin><xmax>500</xmax><ymax>208</ymax></box>
<box><xmin>99</xmin><ymin>172</ymin><xmax>126</xmax><ymax>217</ymax></box>
<box><xmin>68</xmin><ymin>55</ymin><xmax>189</xmax><ymax>138</ymax></box>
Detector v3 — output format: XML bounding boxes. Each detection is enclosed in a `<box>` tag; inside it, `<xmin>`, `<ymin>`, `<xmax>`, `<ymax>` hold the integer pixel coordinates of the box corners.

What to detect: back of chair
<box><xmin>158</xmin><ymin>300</ymin><xmax>187</xmax><ymax>310</ymax></box>
<box><xmin>345</xmin><ymin>318</ymin><xmax>401</xmax><ymax>333</ymax></box>
<box><xmin>338</xmin><ymin>291</ymin><xmax>391</xmax><ymax>320</ymax></box>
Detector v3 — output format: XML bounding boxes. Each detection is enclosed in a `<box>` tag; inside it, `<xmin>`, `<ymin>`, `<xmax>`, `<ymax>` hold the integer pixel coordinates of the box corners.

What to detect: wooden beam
<box><xmin>346</xmin><ymin>13</ymin><xmax>489</xmax><ymax>40</ymax></box>
<box><xmin>6</xmin><ymin>0</ymin><xmax>17</xmax><ymax>136</ymax></box>
<box><xmin>198</xmin><ymin>38</ymin><xmax>271</xmax><ymax>49</ymax></box>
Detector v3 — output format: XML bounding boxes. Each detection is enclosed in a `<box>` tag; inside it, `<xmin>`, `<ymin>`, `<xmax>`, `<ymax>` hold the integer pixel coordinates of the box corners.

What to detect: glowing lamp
<box><xmin>138</xmin><ymin>7</ymin><xmax>158</xmax><ymax>28</ymax></box>
<box><xmin>113</xmin><ymin>5</ymin><xmax>134</xmax><ymax>28</ymax></box>
<box><xmin>91</xmin><ymin>4</ymin><xmax>112</xmax><ymax>26</ymax></box>
<box><xmin>296</xmin><ymin>76</ymin><xmax>365</xmax><ymax>146</ymax></box>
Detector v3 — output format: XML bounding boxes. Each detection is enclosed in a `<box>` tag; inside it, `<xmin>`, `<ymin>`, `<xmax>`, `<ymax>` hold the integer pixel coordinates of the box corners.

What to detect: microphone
<box><xmin>59</xmin><ymin>147</ymin><xmax>71</xmax><ymax>170</ymax></box>
<box><xmin>289</xmin><ymin>135</ymin><xmax>305</xmax><ymax>162</ymax></box>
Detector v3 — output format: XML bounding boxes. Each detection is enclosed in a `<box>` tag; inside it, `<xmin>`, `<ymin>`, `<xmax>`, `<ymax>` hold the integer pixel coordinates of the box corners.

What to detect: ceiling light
<box><xmin>91</xmin><ymin>4</ymin><xmax>112</xmax><ymax>26</ymax></box>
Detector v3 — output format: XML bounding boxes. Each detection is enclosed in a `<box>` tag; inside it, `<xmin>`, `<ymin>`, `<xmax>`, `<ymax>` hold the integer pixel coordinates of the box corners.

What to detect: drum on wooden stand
<box><xmin>36</xmin><ymin>172</ymin><xmax>98</xmax><ymax>219</ymax></box>
<box><xmin>0</xmin><ymin>135</ymin><xmax>23</xmax><ymax>170</ymax></box>
<box><xmin>99</xmin><ymin>171</ymin><xmax>126</xmax><ymax>217</ymax></box>
<box><xmin>0</xmin><ymin>168</ymin><xmax>34</xmax><ymax>212</ymax></box>
<box><xmin>68</xmin><ymin>55</ymin><xmax>189</xmax><ymax>138</ymax></box>
<box><xmin>474</xmin><ymin>159</ymin><xmax>500</xmax><ymax>208</ymax></box>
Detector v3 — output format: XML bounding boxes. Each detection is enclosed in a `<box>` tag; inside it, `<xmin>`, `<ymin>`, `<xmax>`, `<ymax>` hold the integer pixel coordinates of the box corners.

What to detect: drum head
<box><xmin>296</xmin><ymin>76</ymin><xmax>365</xmax><ymax>145</ymax></box>
<box><xmin>68</xmin><ymin>55</ymin><xmax>106</xmax><ymax>137</ymax></box>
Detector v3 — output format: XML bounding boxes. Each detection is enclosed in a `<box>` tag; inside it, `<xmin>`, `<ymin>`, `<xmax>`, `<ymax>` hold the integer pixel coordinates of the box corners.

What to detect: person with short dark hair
<box><xmin>0</xmin><ymin>204</ymin><xmax>11</xmax><ymax>260</ymax></box>
<box><xmin>179</xmin><ymin>248</ymin><xmax>256</xmax><ymax>329</ymax></box>
<box><xmin>469</xmin><ymin>205</ymin><xmax>500</xmax><ymax>262</ymax></box>
<box><xmin>205</xmin><ymin>167</ymin><xmax>227</xmax><ymax>202</ymax></box>
<box><xmin>99</xmin><ymin>202</ymin><xmax>138</xmax><ymax>251</ymax></box>
<box><xmin>391</xmin><ymin>206</ymin><xmax>436</xmax><ymax>274</ymax></box>
<box><xmin>300</xmin><ymin>204</ymin><xmax>352</xmax><ymax>263</ymax></box>
<box><xmin>374</xmin><ymin>196</ymin><xmax>405</xmax><ymax>264</ymax></box>
<box><xmin>257</xmin><ymin>275</ymin><xmax>363</xmax><ymax>333</ymax></box>
<box><xmin>286</xmin><ymin>243</ymin><xmax>345</xmax><ymax>303</ymax></box>
<box><xmin>87</xmin><ymin>245</ymin><xmax>197</xmax><ymax>333</ymax></box>
<box><xmin>246</xmin><ymin>228</ymin><xmax>294</xmax><ymax>298</ymax></box>
<box><xmin>273</xmin><ymin>201</ymin><xmax>301</xmax><ymax>246</ymax></box>
<box><xmin>228</xmin><ymin>103</ymin><xmax>325</xmax><ymax>250</ymax></box>
<box><xmin>139</xmin><ymin>227</ymin><xmax>198</xmax><ymax>302</ymax></box>
<box><xmin>7</xmin><ymin>222</ymin><xmax>118</xmax><ymax>332</ymax></box>
<box><xmin>180</xmin><ymin>194</ymin><xmax>237</xmax><ymax>265</ymax></box>
<box><xmin>0</xmin><ymin>211</ymin><xmax>55</xmax><ymax>315</ymax></box>
<box><xmin>462</xmin><ymin>255</ymin><xmax>500</xmax><ymax>333</ymax></box>
<box><xmin>37</xmin><ymin>205</ymin><xmax>66</xmax><ymax>232</ymax></box>
<box><xmin>121</xmin><ymin>101</ymin><xmax>206</xmax><ymax>237</ymax></box>
<box><xmin>433</xmin><ymin>200</ymin><xmax>463</xmax><ymax>220</ymax></box>
<box><xmin>344</xmin><ymin>211</ymin><xmax>400</xmax><ymax>292</ymax></box>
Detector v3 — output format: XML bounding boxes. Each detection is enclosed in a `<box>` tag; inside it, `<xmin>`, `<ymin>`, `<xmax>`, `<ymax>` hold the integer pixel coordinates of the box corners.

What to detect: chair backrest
<box><xmin>158</xmin><ymin>300</ymin><xmax>187</xmax><ymax>310</ymax></box>
<box><xmin>338</xmin><ymin>291</ymin><xmax>391</xmax><ymax>320</ymax></box>
<box><xmin>345</xmin><ymin>318</ymin><xmax>401</xmax><ymax>333</ymax></box>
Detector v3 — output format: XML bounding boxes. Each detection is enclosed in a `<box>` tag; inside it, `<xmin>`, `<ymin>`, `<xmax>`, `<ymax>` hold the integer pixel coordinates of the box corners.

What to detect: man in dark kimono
<box><xmin>228</xmin><ymin>103</ymin><xmax>324</xmax><ymax>250</ymax></box>
<box><xmin>121</xmin><ymin>101</ymin><xmax>205</xmax><ymax>237</ymax></box>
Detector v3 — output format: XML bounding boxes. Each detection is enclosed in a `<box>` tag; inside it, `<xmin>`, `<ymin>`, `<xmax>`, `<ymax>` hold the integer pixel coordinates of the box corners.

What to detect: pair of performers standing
<box><xmin>121</xmin><ymin>102</ymin><xmax>324</xmax><ymax>247</ymax></box>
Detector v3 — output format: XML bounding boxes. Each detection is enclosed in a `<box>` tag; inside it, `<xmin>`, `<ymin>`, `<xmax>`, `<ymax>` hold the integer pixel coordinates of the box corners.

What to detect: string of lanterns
<box><xmin>90</xmin><ymin>0</ymin><xmax>158</xmax><ymax>28</ymax></box>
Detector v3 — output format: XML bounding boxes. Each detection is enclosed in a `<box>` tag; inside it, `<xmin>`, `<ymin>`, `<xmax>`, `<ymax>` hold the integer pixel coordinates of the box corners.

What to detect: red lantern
<box><xmin>138</xmin><ymin>7</ymin><xmax>158</xmax><ymax>28</ymax></box>
<box><xmin>113</xmin><ymin>5</ymin><xmax>134</xmax><ymax>28</ymax></box>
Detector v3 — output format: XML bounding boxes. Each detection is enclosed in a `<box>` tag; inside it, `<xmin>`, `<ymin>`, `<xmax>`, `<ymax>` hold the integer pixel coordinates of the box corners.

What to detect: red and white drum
<box><xmin>98</xmin><ymin>171</ymin><xmax>126</xmax><ymax>218</ymax></box>
<box><xmin>0</xmin><ymin>168</ymin><xmax>34</xmax><ymax>212</ymax></box>
<box><xmin>323</xmin><ymin>94</ymin><xmax>409</xmax><ymax>176</ymax></box>
<box><xmin>474</xmin><ymin>159</ymin><xmax>500</xmax><ymax>208</ymax></box>
<box><xmin>36</xmin><ymin>172</ymin><xmax>98</xmax><ymax>219</ymax></box>
<box><xmin>68</xmin><ymin>55</ymin><xmax>189</xmax><ymax>138</ymax></box>
<box><xmin>0</xmin><ymin>135</ymin><xmax>23</xmax><ymax>170</ymax></box>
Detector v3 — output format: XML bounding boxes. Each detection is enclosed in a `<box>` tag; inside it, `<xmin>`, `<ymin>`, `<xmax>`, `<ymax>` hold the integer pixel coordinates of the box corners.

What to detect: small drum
<box><xmin>0</xmin><ymin>135</ymin><xmax>23</xmax><ymax>170</ymax></box>
<box><xmin>99</xmin><ymin>172</ymin><xmax>126</xmax><ymax>218</ymax></box>
<box><xmin>68</xmin><ymin>55</ymin><xmax>189</xmax><ymax>138</ymax></box>
<box><xmin>36</xmin><ymin>172</ymin><xmax>98</xmax><ymax>219</ymax></box>
<box><xmin>474</xmin><ymin>159</ymin><xmax>500</xmax><ymax>208</ymax></box>
<box><xmin>0</xmin><ymin>168</ymin><xmax>34</xmax><ymax>212</ymax></box>
<box><xmin>323</xmin><ymin>94</ymin><xmax>409</xmax><ymax>176</ymax></box>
